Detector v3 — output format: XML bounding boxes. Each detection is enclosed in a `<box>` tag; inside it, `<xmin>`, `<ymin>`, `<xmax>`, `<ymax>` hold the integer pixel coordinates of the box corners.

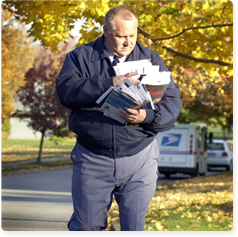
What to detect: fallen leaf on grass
<box><xmin>206</xmin><ymin>216</ymin><xmax>212</xmax><ymax>222</ymax></box>
<box><xmin>211</xmin><ymin>212</ymin><xmax>219</xmax><ymax>219</ymax></box>
<box><xmin>155</xmin><ymin>221</ymin><xmax>164</xmax><ymax>231</ymax></box>
<box><xmin>192</xmin><ymin>224</ymin><xmax>201</xmax><ymax>228</ymax></box>
<box><xmin>227</xmin><ymin>223</ymin><xmax>233</xmax><ymax>228</ymax></box>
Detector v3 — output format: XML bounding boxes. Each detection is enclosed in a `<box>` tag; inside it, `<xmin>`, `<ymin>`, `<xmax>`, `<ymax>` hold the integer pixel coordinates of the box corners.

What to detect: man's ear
<box><xmin>103</xmin><ymin>25</ymin><xmax>109</xmax><ymax>37</ymax></box>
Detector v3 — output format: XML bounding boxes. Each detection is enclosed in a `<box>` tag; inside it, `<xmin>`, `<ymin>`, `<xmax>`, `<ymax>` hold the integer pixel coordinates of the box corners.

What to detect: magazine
<box><xmin>96</xmin><ymin>59</ymin><xmax>171</xmax><ymax>124</ymax></box>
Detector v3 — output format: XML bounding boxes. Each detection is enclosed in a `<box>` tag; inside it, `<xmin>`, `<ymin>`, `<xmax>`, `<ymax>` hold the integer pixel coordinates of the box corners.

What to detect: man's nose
<box><xmin>123</xmin><ymin>37</ymin><xmax>129</xmax><ymax>45</ymax></box>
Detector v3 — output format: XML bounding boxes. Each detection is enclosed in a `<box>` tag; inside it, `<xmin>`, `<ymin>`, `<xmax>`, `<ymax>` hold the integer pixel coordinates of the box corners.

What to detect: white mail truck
<box><xmin>156</xmin><ymin>124</ymin><xmax>207</xmax><ymax>178</ymax></box>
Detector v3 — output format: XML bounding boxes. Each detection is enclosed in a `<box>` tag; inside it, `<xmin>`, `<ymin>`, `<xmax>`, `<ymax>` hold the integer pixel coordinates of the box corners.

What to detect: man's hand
<box><xmin>113</xmin><ymin>72</ymin><xmax>139</xmax><ymax>87</ymax></box>
<box><xmin>153</xmin><ymin>98</ymin><xmax>161</xmax><ymax>104</ymax></box>
<box><xmin>119</xmin><ymin>108</ymin><xmax>146</xmax><ymax>124</ymax></box>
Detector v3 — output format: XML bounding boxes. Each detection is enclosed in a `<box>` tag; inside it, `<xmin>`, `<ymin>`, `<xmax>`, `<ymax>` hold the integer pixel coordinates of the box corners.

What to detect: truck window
<box><xmin>204</xmin><ymin>132</ymin><xmax>207</xmax><ymax>151</ymax></box>
<box><xmin>197</xmin><ymin>132</ymin><xmax>202</xmax><ymax>148</ymax></box>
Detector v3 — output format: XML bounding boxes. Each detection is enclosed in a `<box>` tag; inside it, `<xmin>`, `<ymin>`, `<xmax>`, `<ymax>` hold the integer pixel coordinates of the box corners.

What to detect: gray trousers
<box><xmin>68</xmin><ymin>139</ymin><xmax>159</xmax><ymax>231</ymax></box>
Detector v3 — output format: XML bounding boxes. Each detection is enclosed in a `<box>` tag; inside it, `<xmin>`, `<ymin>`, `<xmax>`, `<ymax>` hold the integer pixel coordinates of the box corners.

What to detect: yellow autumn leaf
<box><xmin>206</xmin><ymin>216</ymin><xmax>212</xmax><ymax>222</ymax></box>
<box><xmin>155</xmin><ymin>221</ymin><xmax>164</xmax><ymax>231</ymax></box>
<box><xmin>192</xmin><ymin>224</ymin><xmax>201</xmax><ymax>228</ymax></box>
<box><xmin>227</xmin><ymin>223</ymin><xmax>233</xmax><ymax>228</ymax></box>
<box><xmin>1</xmin><ymin>7</ymin><xmax>36</xmax><ymax>138</ymax></box>
<box><xmin>34</xmin><ymin>1</ymin><xmax>42</xmax><ymax>7</ymax></box>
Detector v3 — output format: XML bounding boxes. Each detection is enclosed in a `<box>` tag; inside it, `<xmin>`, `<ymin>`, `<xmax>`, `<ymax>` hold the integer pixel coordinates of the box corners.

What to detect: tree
<box><xmin>1</xmin><ymin>6</ymin><xmax>35</xmax><ymax>139</ymax></box>
<box><xmin>17</xmin><ymin>46</ymin><xmax>71</xmax><ymax>163</ymax></box>
<box><xmin>3</xmin><ymin>0</ymin><xmax>233</xmax><ymax>130</ymax></box>
<box><xmin>176</xmin><ymin>67</ymin><xmax>233</xmax><ymax>131</ymax></box>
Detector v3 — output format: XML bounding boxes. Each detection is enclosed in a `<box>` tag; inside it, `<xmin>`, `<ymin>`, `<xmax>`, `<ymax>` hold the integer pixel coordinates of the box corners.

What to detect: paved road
<box><xmin>1</xmin><ymin>167</ymin><xmax>224</xmax><ymax>231</ymax></box>
<box><xmin>2</xmin><ymin>168</ymin><xmax>73</xmax><ymax>231</ymax></box>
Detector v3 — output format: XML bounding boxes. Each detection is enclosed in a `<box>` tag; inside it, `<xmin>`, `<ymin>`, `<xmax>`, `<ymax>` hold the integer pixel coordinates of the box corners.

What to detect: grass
<box><xmin>1</xmin><ymin>138</ymin><xmax>75</xmax><ymax>174</ymax></box>
<box><xmin>108</xmin><ymin>171</ymin><xmax>233</xmax><ymax>231</ymax></box>
<box><xmin>1</xmin><ymin>138</ymin><xmax>76</xmax><ymax>163</ymax></box>
<box><xmin>2</xmin><ymin>138</ymin><xmax>75</xmax><ymax>150</ymax></box>
<box><xmin>2</xmin><ymin>159</ymin><xmax>73</xmax><ymax>174</ymax></box>
<box><xmin>145</xmin><ymin>202</ymin><xmax>233</xmax><ymax>231</ymax></box>
<box><xmin>191</xmin><ymin>122</ymin><xmax>233</xmax><ymax>140</ymax></box>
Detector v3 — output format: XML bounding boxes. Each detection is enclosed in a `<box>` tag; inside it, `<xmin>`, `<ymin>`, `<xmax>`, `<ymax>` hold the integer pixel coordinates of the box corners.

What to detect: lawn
<box><xmin>192</xmin><ymin>122</ymin><xmax>233</xmax><ymax>140</ymax></box>
<box><xmin>1</xmin><ymin>138</ymin><xmax>76</xmax><ymax>163</ymax></box>
<box><xmin>108</xmin><ymin>171</ymin><xmax>233</xmax><ymax>231</ymax></box>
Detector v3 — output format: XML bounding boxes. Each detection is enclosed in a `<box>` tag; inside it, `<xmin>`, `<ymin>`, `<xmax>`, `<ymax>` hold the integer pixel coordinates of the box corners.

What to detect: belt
<box><xmin>80</xmin><ymin>107</ymin><xmax>101</xmax><ymax>111</ymax></box>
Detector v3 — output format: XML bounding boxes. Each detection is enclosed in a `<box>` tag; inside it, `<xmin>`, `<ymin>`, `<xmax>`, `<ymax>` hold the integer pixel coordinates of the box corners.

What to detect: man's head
<box><xmin>103</xmin><ymin>5</ymin><xmax>138</xmax><ymax>57</ymax></box>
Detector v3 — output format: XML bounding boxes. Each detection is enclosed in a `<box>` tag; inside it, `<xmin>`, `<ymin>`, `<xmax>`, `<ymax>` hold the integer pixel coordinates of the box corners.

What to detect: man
<box><xmin>56</xmin><ymin>5</ymin><xmax>182</xmax><ymax>231</ymax></box>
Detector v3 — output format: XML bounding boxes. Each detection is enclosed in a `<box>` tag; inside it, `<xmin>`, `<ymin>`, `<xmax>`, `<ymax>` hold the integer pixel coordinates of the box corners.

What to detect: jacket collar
<box><xmin>91</xmin><ymin>35</ymin><xmax>109</xmax><ymax>62</ymax></box>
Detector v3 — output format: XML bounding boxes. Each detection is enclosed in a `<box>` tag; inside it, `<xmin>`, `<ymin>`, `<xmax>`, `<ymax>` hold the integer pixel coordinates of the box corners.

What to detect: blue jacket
<box><xmin>56</xmin><ymin>35</ymin><xmax>182</xmax><ymax>158</ymax></box>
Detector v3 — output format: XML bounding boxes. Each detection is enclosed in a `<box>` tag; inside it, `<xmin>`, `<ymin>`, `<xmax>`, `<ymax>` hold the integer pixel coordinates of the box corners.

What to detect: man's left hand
<box><xmin>119</xmin><ymin>108</ymin><xmax>146</xmax><ymax>124</ymax></box>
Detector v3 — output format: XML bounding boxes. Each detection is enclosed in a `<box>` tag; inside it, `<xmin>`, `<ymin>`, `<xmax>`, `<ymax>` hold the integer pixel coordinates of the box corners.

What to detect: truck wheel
<box><xmin>191</xmin><ymin>165</ymin><xmax>198</xmax><ymax>178</ymax></box>
<box><xmin>165</xmin><ymin>173</ymin><xmax>171</xmax><ymax>178</ymax></box>
<box><xmin>207</xmin><ymin>166</ymin><xmax>212</xmax><ymax>171</ymax></box>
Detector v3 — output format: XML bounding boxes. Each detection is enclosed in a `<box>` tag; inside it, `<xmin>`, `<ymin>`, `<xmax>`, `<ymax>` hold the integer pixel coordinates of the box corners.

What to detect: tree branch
<box><xmin>162</xmin><ymin>46</ymin><xmax>231</xmax><ymax>66</ymax></box>
<box><xmin>138</xmin><ymin>24</ymin><xmax>233</xmax><ymax>41</ymax></box>
<box><xmin>137</xmin><ymin>25</ymin><xmax>233</xmax><ymax>66</ymax></box>
<box><xmin>138</xmin><ymin>26</ymin><xmax>154</xmax><ymax>40</ymax></box>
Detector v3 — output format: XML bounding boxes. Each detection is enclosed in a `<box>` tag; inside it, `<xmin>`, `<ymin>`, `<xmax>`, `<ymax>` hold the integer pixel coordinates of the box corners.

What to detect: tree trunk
<box><xmin>37</xmin><ymin>130</ymin><xmax>45</xmax><ymax>163</ymax></box>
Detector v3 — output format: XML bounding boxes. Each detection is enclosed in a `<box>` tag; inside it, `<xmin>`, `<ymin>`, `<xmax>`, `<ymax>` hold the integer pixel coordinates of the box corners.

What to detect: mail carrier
<box><xmin>156</xmin><ymin>124</ymin><xmax>207</xmax><ymax>178</ymax></box>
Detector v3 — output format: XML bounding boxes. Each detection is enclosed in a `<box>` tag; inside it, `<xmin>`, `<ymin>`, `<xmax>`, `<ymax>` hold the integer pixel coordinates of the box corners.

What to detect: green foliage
<box><xmin>52</xmin><ymin>127</ymin><xmax>76</xmax><ymax>139</ymax></box>
<box><xmin>176</xmin><ymin>108</ymin><xmax>198</xmax><ymax>124</ymax></box>
<box><xmin>1</xmin><ymin>118</ymin><xmax>11</xmax><ymax>140</ymax></box>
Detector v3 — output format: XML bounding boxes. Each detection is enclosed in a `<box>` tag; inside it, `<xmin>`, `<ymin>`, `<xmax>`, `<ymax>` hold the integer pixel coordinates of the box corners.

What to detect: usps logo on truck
<box><xmin>161</xmin><ymin>134</ymin><xmax>181</xmax><ymax>146</ymax></box>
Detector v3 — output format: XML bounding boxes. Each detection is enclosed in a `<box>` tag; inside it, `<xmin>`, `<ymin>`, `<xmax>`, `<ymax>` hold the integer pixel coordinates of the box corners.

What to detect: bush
<box><xmin>53</xmin><ymin>127</ymin><xmax>76</xmax><ymax>138</ymax></box>
<box><xmin>1</xmin><ymin>118</ymin><xmax>11</xmax><ymax>141</ymax></box>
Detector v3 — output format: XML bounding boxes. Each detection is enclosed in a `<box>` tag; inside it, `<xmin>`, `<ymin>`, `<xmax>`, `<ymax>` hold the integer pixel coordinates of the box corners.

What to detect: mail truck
<box><xmin>156</xmin><ymin>124</ymin><xmax>207</xmax><ymax>178</ymax></box>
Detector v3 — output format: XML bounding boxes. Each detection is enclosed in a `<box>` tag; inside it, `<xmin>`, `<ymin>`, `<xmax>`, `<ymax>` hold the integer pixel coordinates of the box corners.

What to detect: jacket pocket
<box><xmin>69</xmin><ymin>110</ymin><xmax>103</xmax><ymax>144</ymax></box>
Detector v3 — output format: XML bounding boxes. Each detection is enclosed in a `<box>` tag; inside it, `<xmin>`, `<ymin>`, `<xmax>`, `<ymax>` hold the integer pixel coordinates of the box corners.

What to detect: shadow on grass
<box><xmin>2</xmin><ymin>159</ymin><xmax>73</xmax><ymax>173</ymax></box>
<box><xmin>1</xmin><ymin>151</ymin><xmax>71</xmax><ymax>163</ymax></box>
<box><xmin>216</xmin><ymin>201</ymin><xmax>233</xmax><ymax>214</ymax></box>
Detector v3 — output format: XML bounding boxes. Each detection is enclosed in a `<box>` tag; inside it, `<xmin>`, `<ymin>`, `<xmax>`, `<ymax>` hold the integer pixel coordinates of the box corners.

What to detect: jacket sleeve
<box><xmin>56</xmin><ymin>50</ymin><xmax>113</xmax><ymax>110</ymax></box>
<box><xmin>141</xmin><ymin>57</ymin><xmax>183</xmax><ymax>133</ymax></box>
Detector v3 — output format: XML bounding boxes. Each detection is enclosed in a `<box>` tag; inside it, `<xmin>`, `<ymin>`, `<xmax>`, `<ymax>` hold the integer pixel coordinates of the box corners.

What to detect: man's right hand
<box><xmin>113</xmin><ymin>72</ymin><xmax>139</xmax><ymax>87</ymax></box>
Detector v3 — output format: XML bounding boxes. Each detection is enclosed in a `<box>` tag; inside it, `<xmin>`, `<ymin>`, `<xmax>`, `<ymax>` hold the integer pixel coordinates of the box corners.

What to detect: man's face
<box><xmin>103</xmin><ymin>16</ymin><xmax>138</xmax><ymax>57</ymax></box>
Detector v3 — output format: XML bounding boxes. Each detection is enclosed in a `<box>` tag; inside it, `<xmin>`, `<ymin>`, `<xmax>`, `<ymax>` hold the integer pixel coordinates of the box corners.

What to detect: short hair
<box><xmin>104</xmin><ymin>4</ymin><xmax>139</xmax><ymax>33</ymax></box>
